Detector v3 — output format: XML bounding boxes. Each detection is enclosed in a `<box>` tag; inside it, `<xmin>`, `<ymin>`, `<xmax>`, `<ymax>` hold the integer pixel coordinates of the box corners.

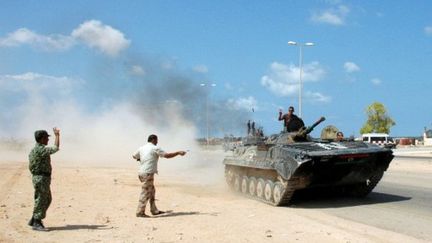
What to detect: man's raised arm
<box><xmin>163</xmin><ymin>151</ymin><xmax>186</xmax><ymax>159</ymax></box>
<box><xmin>53</xmin><ymin>127</ymin><xmax>60</xmax><ymax>149</ymax></box>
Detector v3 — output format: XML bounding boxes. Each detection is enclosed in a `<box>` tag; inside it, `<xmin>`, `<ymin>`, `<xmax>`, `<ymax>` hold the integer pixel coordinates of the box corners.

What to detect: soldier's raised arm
<box><xmin>53</xmin><ymin>127</ymin><xmax>60</xmax><ymax>149</ymax></box>
<box><xmin>278</xmin><ymin>109</ymin><xmax>283</xmax><ymax>121</ymax></box>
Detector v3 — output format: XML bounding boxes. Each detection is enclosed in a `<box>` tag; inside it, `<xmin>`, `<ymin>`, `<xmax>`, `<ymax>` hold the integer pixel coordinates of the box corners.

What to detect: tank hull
<box><xmin>223</xmin><ymin>140</ymin><xmax>394</xmax><ymax>206</ymax></box>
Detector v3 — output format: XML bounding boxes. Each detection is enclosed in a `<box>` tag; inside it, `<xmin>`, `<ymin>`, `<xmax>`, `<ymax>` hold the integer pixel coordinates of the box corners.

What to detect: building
<box><xmin>424</xmin><ymin>128</ymin><xmax>432</xmax><ymax>146</ymax></box>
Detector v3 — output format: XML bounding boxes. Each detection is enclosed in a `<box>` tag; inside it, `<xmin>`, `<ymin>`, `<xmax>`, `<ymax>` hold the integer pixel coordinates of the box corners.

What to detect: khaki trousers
<box><xmin>136</xmin><ymin>173</ymin><xmax>158</xmax><ymax>215</ymax></box>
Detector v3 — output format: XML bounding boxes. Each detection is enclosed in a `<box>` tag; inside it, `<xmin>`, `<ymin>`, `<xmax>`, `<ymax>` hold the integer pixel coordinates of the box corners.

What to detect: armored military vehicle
<box><xmin>223</xmin><ymin>117</ymin><xmax>394</xmax><ymax>206</ymax></box>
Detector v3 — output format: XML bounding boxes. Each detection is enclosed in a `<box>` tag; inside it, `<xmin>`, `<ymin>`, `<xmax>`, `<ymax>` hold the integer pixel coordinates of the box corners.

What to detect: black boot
<box><xmin>28</xmin><ymin>217</ymin><xmax>34</xmax><ymax>226</ymax></box>
<box><xmin>32</xmin><ymin>219</ymin><xmax>48</xmax><ymax>231</ymax></box>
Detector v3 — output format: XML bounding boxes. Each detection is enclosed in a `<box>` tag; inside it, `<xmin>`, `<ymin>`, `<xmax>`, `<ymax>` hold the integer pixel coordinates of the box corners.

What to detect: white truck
<box><xmin>361</xmin><ymin>133</ymin><xmax>396</xmax><ymax>149</ymax></box>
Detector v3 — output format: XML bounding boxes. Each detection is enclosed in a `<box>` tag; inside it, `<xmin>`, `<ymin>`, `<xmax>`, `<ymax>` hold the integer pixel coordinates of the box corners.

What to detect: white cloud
<box><xmin>424</xmin><ymin>26</ymin><xmax>432</xmax><ymax>36</ymax></box>
<box><xmin>305</xmin><ymin>91</ymin><xmax>331</xmax><ymax>103</ymax></box>
<box><xmin>261</xmin><ymin>76</ymin><xmax>298</xmax><ymax>97</ymax></box>
<box><xmin>311</xmin><ymin>5</ymin><xmax>350</xmax><ymax>25</ymax></box>
<box><xmin>0</xmin><ymin>20</ymin><xmax>130</xmax><ymax>57</ymax></box>
<box><xmin>192</xmin><ymin>64</ymin><xmax>208</xmax><ymax>73</ymax></box>
<box><xmin>344</xmin><ymin>61</ymin><xmax>360</xmax><ymax>73</ymax></box>
<box><xmin>261</xmin><ymin>61</ymin><xmax>325</xmax><ymax>97</ymax></box>
<box><xmin>2</xmin><ymin>72</ymin><xmax>42</xmax><ymax>81</ymax></box>
<box><xmin>130</xmin><ymin>65</ymin><xmax>146</xmax><ymax>76</ymax></box>
<box><xmin>71</xmin><ymin>20</ymin><xmax>130</xmax><ymax>56</ymax></box>
<box><xmin>312</xmin><ymin>12</ymin><xmax>343</xmax><ymax>25</ymax></box>
<box><xmin>371</xmin><ymin>78</ymin><xmax>382</xmax><ymax>85</ymax></box>
<box><xmin>226</xmin><ymin>96</ymin><xmax>257</xmax><ymax>111</ymax></box>
<box><xmin>0</xmin><ymin>28</ymin><xmax>75</xmax><ymax>50</ymax></box>
<box><xmin>0</xmin><ymin>72</ymin><xmax>83</xmax><ymax>96</ymax></box>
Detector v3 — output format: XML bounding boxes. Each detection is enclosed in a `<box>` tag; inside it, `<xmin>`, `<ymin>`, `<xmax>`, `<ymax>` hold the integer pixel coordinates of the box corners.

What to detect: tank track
<box><xmin>225</xmin><ymin>167</ymin><xmax>296</xmax><ymax>206</ymax></box>
<box><xmin>344</xmin><ymin>170</ymin><xmax>384</xmax><ymax>197</ymax></box>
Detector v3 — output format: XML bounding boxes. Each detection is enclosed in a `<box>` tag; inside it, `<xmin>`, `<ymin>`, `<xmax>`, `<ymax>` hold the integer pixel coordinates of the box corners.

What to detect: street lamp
<box><xmin>200</xmin><ymin>83</ymin><xmax>216</xmax><ymax>147</ymax></box>
<box><xmin>288</xmin><ymin>41</ymin><xmax>315</xmax><ymax>118</ymax></box>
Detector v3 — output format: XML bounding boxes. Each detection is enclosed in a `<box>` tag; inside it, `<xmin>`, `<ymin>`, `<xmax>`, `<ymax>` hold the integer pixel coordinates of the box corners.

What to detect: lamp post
<box><xmin>288</xmin><ymin>41</ymin><xmax>315</xmax><ymax>118</ymax></box>
<box><xmin>200</xmin><ymin>83</ymin><xmax>216</xmax><ymax>147</ymax></box>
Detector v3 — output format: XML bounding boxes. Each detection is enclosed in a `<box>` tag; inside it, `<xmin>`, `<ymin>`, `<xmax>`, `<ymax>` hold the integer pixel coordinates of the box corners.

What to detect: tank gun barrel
<box><xmin>296</xmin><ymin>116</ymin><xmax>326</xmax><ymax>138</ymax></box>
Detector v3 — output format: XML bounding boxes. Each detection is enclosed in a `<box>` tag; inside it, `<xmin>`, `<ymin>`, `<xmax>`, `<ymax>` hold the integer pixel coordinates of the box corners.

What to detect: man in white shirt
<box><xmin>132</xmin><ymin>134</ymin><xmax>186</xmax><ymax>217</ymax></box>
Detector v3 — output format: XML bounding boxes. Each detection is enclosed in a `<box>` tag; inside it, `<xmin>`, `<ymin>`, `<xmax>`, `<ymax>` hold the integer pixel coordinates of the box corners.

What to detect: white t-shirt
<box><xmin>133</xmin><ymin>143</ymin><xmax>166</xmax><ymax>175</ymax></box>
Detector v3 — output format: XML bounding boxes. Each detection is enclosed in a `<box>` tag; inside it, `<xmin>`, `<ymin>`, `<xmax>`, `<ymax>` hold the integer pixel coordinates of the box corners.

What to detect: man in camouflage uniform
<box><xmin>28</xmin><ymin>128</ymin><xmax>60</xmax><ymax>231</ymax></box>
<box><xmin>132</xmin><ymin>134</ymin><xmax>186</xmax><ymax>217</ymax></box>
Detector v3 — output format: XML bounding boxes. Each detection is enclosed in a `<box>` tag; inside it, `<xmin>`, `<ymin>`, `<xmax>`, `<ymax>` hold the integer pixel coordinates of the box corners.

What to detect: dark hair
<box><xmin>34</xmin><ymin>130</ymin><xmax>49</xmax><ymax>143</ymax></box>
<box><xmin>337</xmin><ymin>132</ymin><xmax>344</xmax><ymax>136</ymax></box>
<box><xmin>147</xmin><ymin>134</ymin><xmax>158</xmax><ymax>142</ymax></box>
<box><xmin>289</xmin><ymin>106</ymin><xmax>294</xmax><ymax>111</ymax></box>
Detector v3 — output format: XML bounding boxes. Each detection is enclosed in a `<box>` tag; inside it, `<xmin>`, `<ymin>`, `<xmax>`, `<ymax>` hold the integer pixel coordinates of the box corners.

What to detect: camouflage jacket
<box><xmin>29</xmin><ymin>143</ymin><xmax>59</xmax><ymax>175</ymax></box>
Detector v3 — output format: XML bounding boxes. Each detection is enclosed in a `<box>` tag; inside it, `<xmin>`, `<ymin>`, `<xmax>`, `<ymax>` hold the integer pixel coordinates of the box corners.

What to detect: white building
<box><xmin>424</xmin><ymin>129</ymin><xmax>432</xmax><ymax>146</ymax></box>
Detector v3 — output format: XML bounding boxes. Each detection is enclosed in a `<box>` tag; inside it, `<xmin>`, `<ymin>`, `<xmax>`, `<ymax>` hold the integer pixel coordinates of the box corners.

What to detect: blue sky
<box><xmin>1</xmin><ymin>0</ymin><xmax>432</xmax><ymax>139</ymax></box>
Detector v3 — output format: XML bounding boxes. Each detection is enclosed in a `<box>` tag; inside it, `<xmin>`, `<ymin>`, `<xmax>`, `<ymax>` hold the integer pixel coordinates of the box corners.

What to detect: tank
<box><xmin>223</xmin><ymin>117</ymin><xmax>394</xmax><ymax>206</ymax></box>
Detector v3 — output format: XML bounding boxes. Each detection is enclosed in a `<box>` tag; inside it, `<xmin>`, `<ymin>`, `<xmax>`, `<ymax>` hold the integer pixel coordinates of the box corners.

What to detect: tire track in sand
<box><xmin>0</xmin><ymin>164</ymin><xmax>27</xmax><ymax>203</ymax></box>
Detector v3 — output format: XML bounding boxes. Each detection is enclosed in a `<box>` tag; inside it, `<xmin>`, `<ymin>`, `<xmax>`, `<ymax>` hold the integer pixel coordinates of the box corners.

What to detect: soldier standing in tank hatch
<box><xmin>278</xmin><ymin>106</ymin><xmax>305</xmax><ymax>132</ymax></box>
<box><xmin>28</xmin><ymin>127</ymin><xmax>60</xmax><ymax>231</ymax></box>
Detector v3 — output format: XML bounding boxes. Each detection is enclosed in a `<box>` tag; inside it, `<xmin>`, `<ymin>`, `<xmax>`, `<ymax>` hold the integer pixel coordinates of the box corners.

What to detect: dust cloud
<box><xmin>0</xmin><ymin>97</ymin><xmax>226</xmax><ymax>185</ymax></box>
<box><xmin>0</xmin><ymin>57</ymin><xmax>239</xmax><ymax>186</ymax></box>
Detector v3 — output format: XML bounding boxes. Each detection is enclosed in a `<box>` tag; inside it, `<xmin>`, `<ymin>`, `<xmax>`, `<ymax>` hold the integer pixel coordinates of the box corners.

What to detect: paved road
<box><xmin>395</xmin><ymin>155</ymin><xmax>432</xmax><ymax>161</ymax></box>
<box><xmin>289</xmin><ymin>156</ymin><xmax>432</xmax><ymax>242</ymax></box>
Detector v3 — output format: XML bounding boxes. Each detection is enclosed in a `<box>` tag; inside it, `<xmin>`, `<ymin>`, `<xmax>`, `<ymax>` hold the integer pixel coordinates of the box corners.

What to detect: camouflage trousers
<box><xmin>32</xmin><ymin>175</ymin><xmax>52</xmax><ymax>220</ymax></box>
<box><xmin>136</xmin><ymin>173</ymin><xmax>158</xmax><ymax>215</ymax></box>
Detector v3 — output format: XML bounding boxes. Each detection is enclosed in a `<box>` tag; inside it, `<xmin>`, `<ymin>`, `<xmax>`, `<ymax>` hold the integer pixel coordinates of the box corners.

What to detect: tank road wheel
<box><xmin>256</xmin><ymin>178</ymin><xmax>265</xmax><ymax>199</ymax></box>
<box><xmin>241</xmin><ymin>176</ymin><xmax>249</xmax><ymax>194</ymax></box>
<box><xmin>264</xmin><ymin>180</ymin><xmax>274</xmax><ymax>202</ymax></box>
<box><xmin>347</xmin><ymin>171</ymin><xmax>384</xmax><ymax>197</ymax></box>
<box><xmin>233</xmin><ymin>175</ymin><xmax>241</xmax><ymax>192</ymax></box>
<box><xmin>225</xmin><ymin>168</ymin><xmax>234</xmax><ymax>187</ymax></box>
<box><xmin>273</xmin><ymin>182</ymin><xmax>285</xmax><ymax>205</ymax></box>
<box><xmin>248</xmin><ymin>177</ymin><xmax>257</xmax><ymax>196</ymax></box>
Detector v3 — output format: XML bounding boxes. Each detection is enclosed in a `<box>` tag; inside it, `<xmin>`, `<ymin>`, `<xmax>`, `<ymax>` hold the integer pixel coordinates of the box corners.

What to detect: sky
<box><xmin>1</xmin><ymin>0</ymin><xmax>432</xmax><ymax>143</ymax></box>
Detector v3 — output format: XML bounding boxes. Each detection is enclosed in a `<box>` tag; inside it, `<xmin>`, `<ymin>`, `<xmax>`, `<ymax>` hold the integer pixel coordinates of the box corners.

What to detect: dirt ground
<box><xmin>0</xmin><ymin>149</ymin><xmax>428</xmax><ymax>243</ymax></box>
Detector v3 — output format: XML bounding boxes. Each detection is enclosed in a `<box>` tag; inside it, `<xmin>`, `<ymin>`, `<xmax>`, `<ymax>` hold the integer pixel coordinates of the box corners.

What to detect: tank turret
<box><xmin>291</xmin><ymin>116</ymin><xmax>325</xmax><ymax>142</ymax></box>
<box><xmin>296</xmin><ymin>116</ymin><xmax>325</xmax><ymax>136</ymax></box>
<box><xmin>276</xmin><ymin>116</ymin><xmax>326</xmax><ymax>144</ymax></box>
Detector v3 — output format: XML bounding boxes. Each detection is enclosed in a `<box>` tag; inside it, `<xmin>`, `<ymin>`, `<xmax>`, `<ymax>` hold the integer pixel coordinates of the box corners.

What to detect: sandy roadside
<box><xmin>0</xmin><ymin>156</ymin><xmax>426</xmax><ymax>243</ymax></box>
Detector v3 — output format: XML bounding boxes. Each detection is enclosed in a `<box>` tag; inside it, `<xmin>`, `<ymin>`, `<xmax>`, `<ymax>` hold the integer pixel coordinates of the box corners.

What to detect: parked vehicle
<box><xmin>361</xmin><ymin>133</ymin><xmax>396</xmax><ymax>149</ymax></box>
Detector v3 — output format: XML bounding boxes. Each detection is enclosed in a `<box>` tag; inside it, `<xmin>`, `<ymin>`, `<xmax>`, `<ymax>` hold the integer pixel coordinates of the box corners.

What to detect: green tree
<box><xmin>360</xmin><ymin>102</ymin><xmax>396</xmax><ymax>134</ymax></box>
